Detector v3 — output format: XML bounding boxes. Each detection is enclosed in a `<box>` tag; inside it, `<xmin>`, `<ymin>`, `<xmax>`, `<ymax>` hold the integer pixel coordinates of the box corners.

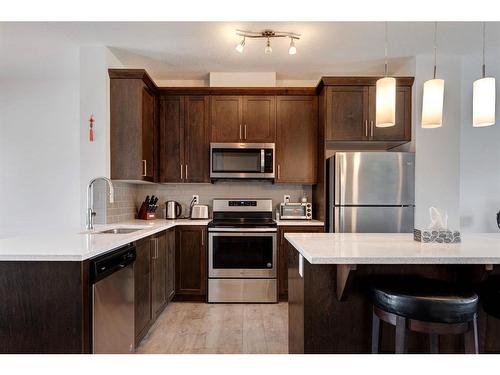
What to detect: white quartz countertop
<box><xmin>284</xmin><ymin>233</ymin><xmax>500</xmax><ymax>265</ymax></box>
<box><xmin>0</xmin><ymin>219</ymin><xmax>210</xmax><ymax>262</ymax></box>
<box><xmin>276</xmin><ymin>219</ymin><xmax>324</xmax><ymax>227</ymax></box>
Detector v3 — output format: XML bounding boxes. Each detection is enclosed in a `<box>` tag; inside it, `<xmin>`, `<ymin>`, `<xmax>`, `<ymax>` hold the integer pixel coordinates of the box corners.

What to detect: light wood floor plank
<box><xmin>137</xmin><ymin>302</ymin><xmax>288</xmax><ymax>354</ymax></box>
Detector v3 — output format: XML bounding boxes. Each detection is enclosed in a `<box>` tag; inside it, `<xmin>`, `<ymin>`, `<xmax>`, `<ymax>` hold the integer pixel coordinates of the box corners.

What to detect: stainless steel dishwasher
<box><xmin>90</xmin><ymin>244</ymin><xmax>136</xmax><ymax>354</ymax></box>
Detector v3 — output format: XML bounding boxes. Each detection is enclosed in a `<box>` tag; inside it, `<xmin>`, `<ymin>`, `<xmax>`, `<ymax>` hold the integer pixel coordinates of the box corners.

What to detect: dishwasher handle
<box><xmin>90</xmin><ymin>244</ymin><xmax>136</xmax><ymax>283</ymax></box>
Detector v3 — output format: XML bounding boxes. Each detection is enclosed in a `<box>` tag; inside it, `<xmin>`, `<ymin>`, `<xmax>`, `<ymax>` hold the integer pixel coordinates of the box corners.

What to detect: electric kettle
<box><xmin>166</xmin><ymin>201</ymin><xmax>182</xmax><ymax>219</ymax></box>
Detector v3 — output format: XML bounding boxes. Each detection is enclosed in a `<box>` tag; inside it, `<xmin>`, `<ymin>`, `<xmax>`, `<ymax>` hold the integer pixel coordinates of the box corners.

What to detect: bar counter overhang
<box><xmin>285</xmin><ymin>233</ymin><xmax>500</xmax><ymax>354</ymax></box>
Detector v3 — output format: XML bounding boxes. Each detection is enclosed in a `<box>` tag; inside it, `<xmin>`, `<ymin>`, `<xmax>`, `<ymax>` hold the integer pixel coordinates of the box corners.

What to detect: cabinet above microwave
<box><xmin>210</xmin><ymin>143</ymin><xmax>275</xmax><ymax>179</ymax></box>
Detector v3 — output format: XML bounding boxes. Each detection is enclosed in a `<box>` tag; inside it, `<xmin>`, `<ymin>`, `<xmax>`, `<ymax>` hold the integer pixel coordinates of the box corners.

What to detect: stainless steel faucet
<box><xmin>86</xmin><ymin>177</ymin><xmax>115</xmax><ymax>230</ymax></box>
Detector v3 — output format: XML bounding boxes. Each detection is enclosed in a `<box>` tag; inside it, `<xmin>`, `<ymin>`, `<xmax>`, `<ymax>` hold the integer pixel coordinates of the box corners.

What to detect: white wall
<box><xmin>459</xmin><ymin>54</ymin><xmax>500</xmax><ymax>232</ymax></box>
<box><xmin>0</xmin><ymin>45</ymin><xmax>81</xmax><ymax>238</ymax></box>
<box><xmin>414</xmin><ymin>54</ymin><xmax>463</xmax><ymax>230</ymax></box>
<box><xmin>79</xmin><ymin>46</ymin><xmax>124</xmax><ymax>226</ymax></box>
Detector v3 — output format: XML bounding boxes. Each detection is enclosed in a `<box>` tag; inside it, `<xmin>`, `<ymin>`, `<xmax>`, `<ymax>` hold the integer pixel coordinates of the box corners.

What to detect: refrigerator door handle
<box><xmin>335</xmin><ymin>153</ymin><xmax>345</xmax><ymax>206</ymax></box>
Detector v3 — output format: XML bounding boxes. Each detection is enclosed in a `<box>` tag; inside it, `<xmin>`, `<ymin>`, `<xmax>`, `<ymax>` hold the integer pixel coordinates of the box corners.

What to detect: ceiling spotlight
<box><xmin>264</xmin><ymin>38</ymin><xmax>272</xmax><ymax>54</ymax></box>
<box><xmin>288</xmin><ymin>38</ymin><xmax>297</xmax><ymax>55</ymax></box>
<box><xmin>234</xmin><ymin>29</ymin><xmax>300</xmax><ymax>55</ymax></box>
<box><xmin>235</xmin><ymin>37</ymin><xmax>245</xmax><ymax>53</ymax></box>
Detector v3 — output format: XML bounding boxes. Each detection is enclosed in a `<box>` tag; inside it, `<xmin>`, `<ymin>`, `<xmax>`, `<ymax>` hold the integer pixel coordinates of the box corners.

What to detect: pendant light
<box><xmin>376</xmin><ymin>22</ymin><xmax>396</xmax><ymax>128</ymax></box>
<box><xmin>422</xmin><ymin>22</ymin><xmax>445</xmax><ymax>128</ymax></box>
<box><xmin>473</xmin><ymin>22</ymin><xmax>496</xmax><ymax>127</ymax></box>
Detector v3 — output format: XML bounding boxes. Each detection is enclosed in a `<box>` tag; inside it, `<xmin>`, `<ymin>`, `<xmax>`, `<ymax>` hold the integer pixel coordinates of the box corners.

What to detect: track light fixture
<box><xmin>235</xmin><ymin>37</ymin><xmax>245</xmax><ymax>53</ymax></box>
<box><xmin>235</xmin><ymin>29</ymin><xmax>300</xmax><ymax>55</ymax></box>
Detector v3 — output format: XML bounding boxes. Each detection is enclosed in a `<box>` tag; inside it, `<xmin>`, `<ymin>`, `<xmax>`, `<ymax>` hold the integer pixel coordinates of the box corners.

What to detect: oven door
<box><xmin>209</xmin><ymin>231</ymin><xmax>277</xmax><ymax>278</ymax></box>
<box><xmin>210</xmin><ymin>143</ymin><xmax>275</xmax><ymax>179</ymax></box>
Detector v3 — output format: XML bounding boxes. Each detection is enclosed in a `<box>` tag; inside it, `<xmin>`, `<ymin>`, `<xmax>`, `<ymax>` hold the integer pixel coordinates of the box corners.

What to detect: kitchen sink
<box><xmin>97</xmin><ymin>228</ymin><xmax>143</xmax><ymax>234</ymax></box>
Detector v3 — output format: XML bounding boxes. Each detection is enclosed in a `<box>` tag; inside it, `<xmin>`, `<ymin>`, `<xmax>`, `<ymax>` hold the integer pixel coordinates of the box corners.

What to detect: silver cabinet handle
<box><xmin>365</xmin><ymin>120</ymin><xmax>368</xmax><ymax>137</ymax></box>
<box><xmin>180</xmin><ymin>163</ymin><xmax>183</xmax><ymax>180</ymax></box>
<box><xmin>142</xmin><ymin>160</ymin><xmax>147</xmax><ymax>177</ymax></box>
<box><xmin>201</xmin><ymin>229</ymin><xmax>204</xmax><ymax>247</ymax></box>
<box><xmin>239</xmin><ymin>124</ymin><xmax>242</xmax><ymax>140</ymax></box>
<box><xmin>244</xmin><ymin>124</ymin><xmax>247</xmax><ymax>140</ymax></box>
<box><xmin>370</xmin><ymin>121</ymin><xmax>374</xmax><ymax>137</ymax></box>
<box><xmin>277</xmin><ymin>164</ymin><xmax>281</xmax><ymax>180</ymax></box>
<box><xmin>185</xmin><ymin>164</ymin><xmax>188</xmax><ymax>181</ymax></box>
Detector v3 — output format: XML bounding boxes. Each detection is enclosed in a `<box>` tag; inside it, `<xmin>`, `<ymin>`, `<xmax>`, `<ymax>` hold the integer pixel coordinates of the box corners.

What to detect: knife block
<box><xmin>138</xmin><ymin>203</ymin><xmax>156</xmax><ymax>220</ymax></box>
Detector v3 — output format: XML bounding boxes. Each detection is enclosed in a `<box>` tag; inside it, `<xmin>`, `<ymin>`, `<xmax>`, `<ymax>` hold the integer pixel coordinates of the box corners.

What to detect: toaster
<box><xmin>190</xmin><ymin>204</ymin><xmax>209</xmax><ymax>219</ymax></box>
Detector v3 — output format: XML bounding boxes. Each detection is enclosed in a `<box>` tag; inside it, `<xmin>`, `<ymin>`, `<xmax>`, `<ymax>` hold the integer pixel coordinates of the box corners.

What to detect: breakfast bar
<box><xmin>285</xmin><ymin>233</ymin><xmax>500</xmax><ymax>354</ymax></box>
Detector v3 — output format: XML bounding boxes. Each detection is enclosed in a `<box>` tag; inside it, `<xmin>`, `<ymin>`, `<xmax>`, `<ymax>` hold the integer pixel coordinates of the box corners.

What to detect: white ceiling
<box><xmin>2</xmin><ymin>22</ymin><xmax>500</xmax><ymax>81</ymax></box>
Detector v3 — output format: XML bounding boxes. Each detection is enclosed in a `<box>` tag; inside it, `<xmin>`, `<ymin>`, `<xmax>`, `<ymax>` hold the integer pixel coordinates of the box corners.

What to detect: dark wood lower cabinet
<box><xmin>174</xmin><ymin>226</ymin><xmax>207</xmax><ymax>301</ymax></box>
<box><xmin>166</xmin><ymin>228</ymin><xmax>176</xmax><ymax>302</ymax></box>
<box><xmin>278</xmin><ymin>225</ymin><xmax>324</xmax><ymax>301</ymax></box>
<box><xmin>134</xmin><ymin>237</ymin><xmax>152</xmax><ymax>346</ymax></box>
<box><xmin>152</xmin><ymin>231</ymin><xmax>168</xmax><ymax>318</ymax></box>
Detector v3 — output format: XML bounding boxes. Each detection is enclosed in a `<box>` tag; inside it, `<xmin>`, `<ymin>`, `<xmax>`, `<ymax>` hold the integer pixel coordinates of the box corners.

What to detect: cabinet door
<box><xmin>166</xmin><ymin>228</ymin><xmax>176</xmax><ymax>302</ymax></box>
<box><xmin>369</xmin><ymin>86</ymin><xmax>412</xmax><ymax>142</ymax></box>
<box><xmin>326</xmin><ymin>86</ymin><xmax>369</xmax><ymax>141</ymax></box>
<box><xmin>184</xmin><ymin>96</ymin><xmax>210</xmax><ymax>182</ymax></box>
<box><xmin>276</xmin><ymin>96</ymin><xmax>318</xmax><ymax>183</ymax></box>
<box><xmin>134</xmin><ymin>238</ymin><xmax>152</xmax><ymax>343</ymax></box>
<box><xmin>211</xmin><ymin>96</ymin><xmax>242</xmax><ymax>142</ymax></box>
<box><xmin>151</xmin><ymin>231</ymin><xmax>167</xmax><ymax>318</ymax></box>
<box><xmin>159</xmin><ymin>96</ymin><xmax>184</xmax><ymax>182</ymax></box>
<box><xmin>142</xmin><ymin>86</ymin><xmax>156</xmax><ymax>181</ymax></box>
<box><xmin>175</xmin><ymin>226</ymin><xmax>207</xmax><ymax>299</ymax></box>
<box><xmin>278</xmin><ymin>226</ymin><xmax>324</xmax><ymax>301</ymax></box>
<box><xmin>242</xmin><ymin>96</ymin><xmax>276</xmax><ymax>142</ymax></box>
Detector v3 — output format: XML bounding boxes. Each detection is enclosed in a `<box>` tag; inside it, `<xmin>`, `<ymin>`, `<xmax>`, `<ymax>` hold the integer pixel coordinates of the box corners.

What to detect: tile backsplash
<box><xmin>95</xmin><ymin>181</ymin><xmax>312</xmax><ymax>224</ymax></box>
<box><xmin>136</xmin><ymin>181</ymin><xmax>312</xmax><ymax>219</ymax></box>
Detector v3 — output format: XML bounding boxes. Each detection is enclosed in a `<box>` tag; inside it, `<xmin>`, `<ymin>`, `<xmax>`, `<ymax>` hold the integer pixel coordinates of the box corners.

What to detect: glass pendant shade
<box><xmin>473</xmin><ymin>77</ymin><xmax>496</xmax><ymax>127</ymax></box>
<box><xmin>422</xmin><ymin>78</ymin><xmax>445</xmax><ymax>128</ymax></box>
<box><xmin>375</xmin><ymin>77</ymin><xmax>396</xmax><ymax>127</ymax></box>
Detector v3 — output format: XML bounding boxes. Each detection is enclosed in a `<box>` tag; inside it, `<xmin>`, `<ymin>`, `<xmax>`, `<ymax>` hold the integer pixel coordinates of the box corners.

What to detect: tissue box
<box><xmin>414</xmin><ymin>229</ymin><xmax>461</xmax><ymax>243</ymax></box>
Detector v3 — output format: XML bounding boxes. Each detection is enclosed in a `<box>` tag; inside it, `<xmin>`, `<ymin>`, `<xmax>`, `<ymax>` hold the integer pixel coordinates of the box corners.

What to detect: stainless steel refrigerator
<box><xmin>326</xmin><ymin>152</ymin><xmax>415</xmax><ymax>233</ymax></box>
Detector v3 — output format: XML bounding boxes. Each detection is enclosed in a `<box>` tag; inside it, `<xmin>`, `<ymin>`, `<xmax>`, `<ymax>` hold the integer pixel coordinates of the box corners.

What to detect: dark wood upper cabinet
<box><xmin>242</xmin><ymin>96</ymin><xmax>276</xmax><ymax>142</ymax></box>
<box><xmin>320</xmin><ymin>77</ymin><xmax>413</xmax><ymax>147</ymax></box>
<box><xmin>159</xmin><ymin>96</ymin><xmax>184</xmax><ymax>183</ymax></box>
<box><xmin>326</xmin><ymin>86</ymin><xmax>368</xmax><ymax>141</ymax></box>
<box><xmin>276</xmin><ymin>96</ymin><xmax>318</xmax><ymax>184</ymax></box>
<box><xmin>151</xmin><ymin>231</ymin><xmax>168</xmax><ymax>319</ymax></box>
<box><xmin>110</xmin><ymin>78</ymin><xmax>158</xmax><ymax>182</ymax></box>
<box><xmin>369</xmin><ymin>86</ymin><xmax>412</xmax><ymax>142</ymax></box>
<box><xmin>175</xmin><ymin>226</ymin><xmax>207</xmax><ymax>301</ymax></box>
<box><xmin>211</xmin><ymin>96</ymin><xmax>242</xmax><ymax>142</ymax></box>
<box><xmin>160</xmin><ymin>96</ymin><xmax>210</xmax><ymax>183</ymax></box>
<box><xmin>134</xmin><ymin>237</ymin><xmax>152</xmax><ymax>346</ymax></box>
<box><xmin>184</xmin><ymin>96</ymin><xmax>210</xmax><ymax>182</ymax></box>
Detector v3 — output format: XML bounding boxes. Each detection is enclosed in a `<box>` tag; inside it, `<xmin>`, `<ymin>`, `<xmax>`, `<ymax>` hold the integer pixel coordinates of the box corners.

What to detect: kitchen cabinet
<box><xmin>276</xmin><ymin>96</ymin><xmax>318</xmax><ymax>183</ymax></box>
<box><xmin>166</xmin><ymin>228</ymin><xmax>176</xmax><ymax>302</ymax></box>
<box><xmin>278</xmin><ymin>225</ymin><xmax>324</xmax><ymax>301</ymax></box>
<box><xmin>159</xmin><ymin>95</ymin><xmax>210</xmax><ymax>183</ymax></box>
<box><xmin>175</xmin><ymin>226</ymin><xmax>207</xmax><ymax>301</ymax></box>
<box><xmin>321</xmin><ymin>77</ymin><xmax>413</xmax><ymax>146</ymax></box>
<box><xmin>110</xmin><ymin>75</ymin><xmax>157</xmax><ymax>182</ymax></box>
<box><xmin>211</xmin><ymin>96</ymin><xmax>276</xmax><ymax>142</ymax></box>
<box><xmin>151</xmin><ymin>231</ymin><xmax>167</xmax><ymax>319</ymax></box>
<box><xmin>134</xmin><ymin>237</ymin><xmax>152</xmax><ymax>345</ymax></box>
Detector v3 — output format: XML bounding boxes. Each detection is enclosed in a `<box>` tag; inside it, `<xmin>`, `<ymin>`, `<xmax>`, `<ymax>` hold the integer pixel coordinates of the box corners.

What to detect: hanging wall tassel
<box><xmin>89</xmin><ymin>113</ymin><xmax>95</xmax><ymax>142</ymax></box>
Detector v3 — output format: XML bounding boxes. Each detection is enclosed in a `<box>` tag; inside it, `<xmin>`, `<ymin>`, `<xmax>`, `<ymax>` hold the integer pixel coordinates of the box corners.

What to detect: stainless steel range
<box><xmin>208</xmin><ymin>199</ymin><xmax>277</xmax><ymax>303</ymax></box>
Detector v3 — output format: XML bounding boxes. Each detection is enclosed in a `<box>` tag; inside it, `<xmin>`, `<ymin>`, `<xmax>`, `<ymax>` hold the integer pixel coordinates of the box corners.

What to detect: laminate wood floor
<box><xmin>137</xmin><ymin>302</ymin><xmax>288</xmax><ymax>354</ymax></box>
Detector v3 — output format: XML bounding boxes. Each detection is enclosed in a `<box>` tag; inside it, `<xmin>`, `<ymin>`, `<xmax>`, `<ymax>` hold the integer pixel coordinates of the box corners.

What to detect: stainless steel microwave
<box><xmin>210</xmin><ymin>143</ymin><xmax>275</xmax><ymax>179</ymax></box>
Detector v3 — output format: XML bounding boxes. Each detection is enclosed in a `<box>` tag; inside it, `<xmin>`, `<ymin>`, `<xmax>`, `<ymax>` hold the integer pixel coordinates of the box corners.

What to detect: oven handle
<box><xmin>208</xmin><ymin>227</ymin><xmax>277</xmax><ymax>233</ymax></box>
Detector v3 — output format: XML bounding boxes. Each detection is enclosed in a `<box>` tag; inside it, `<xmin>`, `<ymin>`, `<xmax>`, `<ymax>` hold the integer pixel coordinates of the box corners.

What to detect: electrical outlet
<box><xmin>192</xmin><ymin>195</ymin><xmax>199</xmax><ymax>204</ymax></box>
<box><xmin>284</xmin><ymin>195</ymin><xmax>290</xmax><ymax>203</ymax></box>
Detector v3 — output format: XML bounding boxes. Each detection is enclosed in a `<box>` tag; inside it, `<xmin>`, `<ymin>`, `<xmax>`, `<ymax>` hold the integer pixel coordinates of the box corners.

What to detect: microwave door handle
<box><xmin>260</xmin><ymin>149</ymin><xmax>265</xmax><ymax>173</ymax></box>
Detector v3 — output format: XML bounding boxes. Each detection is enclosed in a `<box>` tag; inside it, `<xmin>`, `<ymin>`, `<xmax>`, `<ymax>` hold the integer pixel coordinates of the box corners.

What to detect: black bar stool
<box><xmin>370</xmin><ymin>276</ymin><xmax>479</xmax><ymax>354</ymax></box>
